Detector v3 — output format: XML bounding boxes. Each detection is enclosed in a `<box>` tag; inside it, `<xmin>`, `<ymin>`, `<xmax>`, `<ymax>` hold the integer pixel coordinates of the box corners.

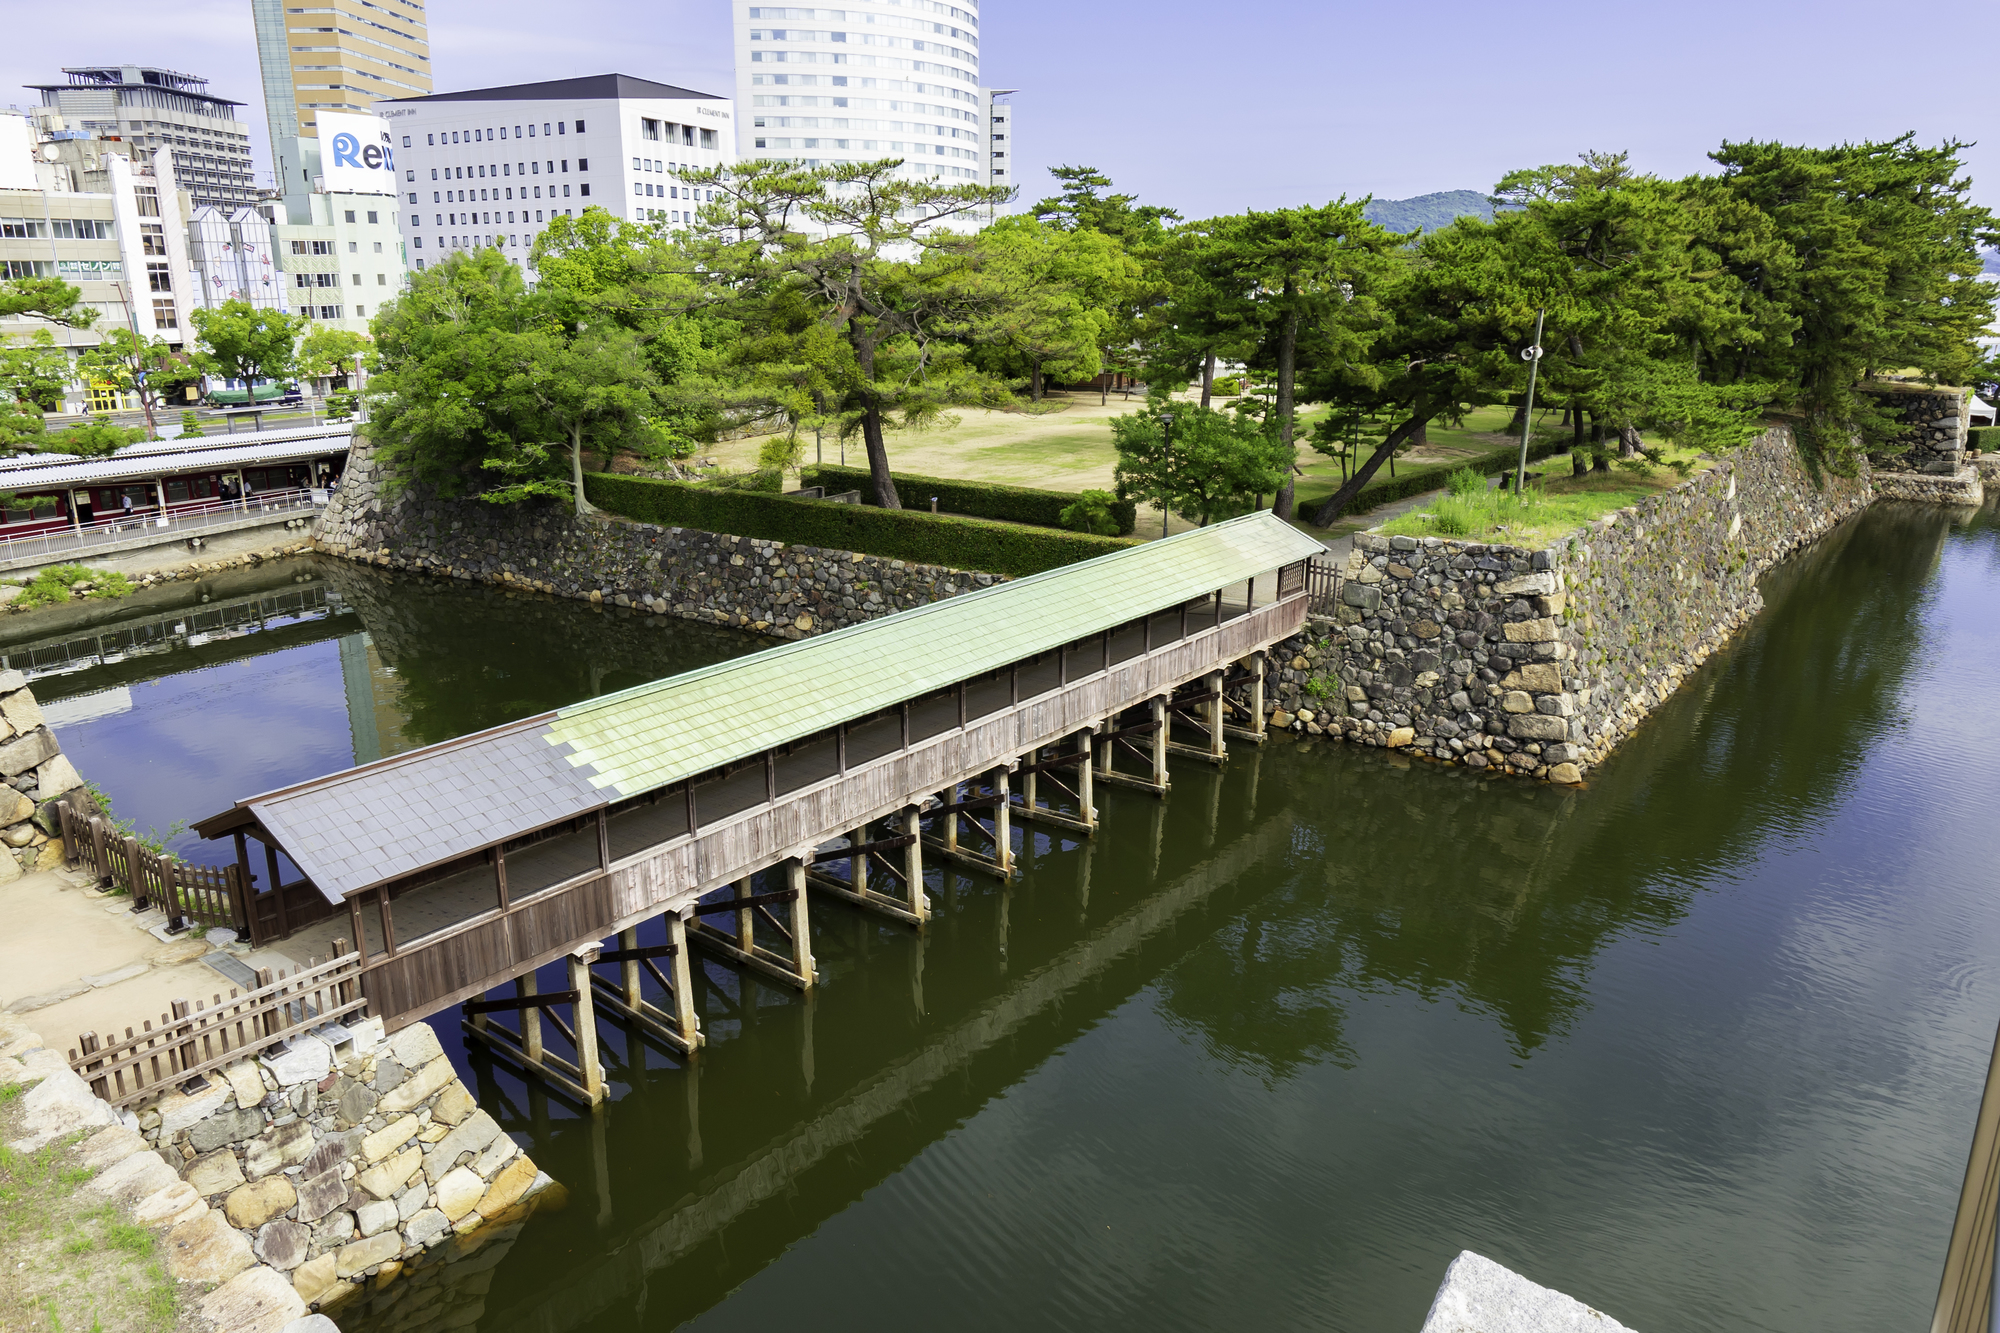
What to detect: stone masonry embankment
<box><xmin>313</xmin><ymin>441</ymin><xmax>1002</xmax><ymax>638</ymax></box>
<box><xmin>1263</xmin><ymin>424</ymin><xmax>1875</xmax><ymax>781</ymax></box>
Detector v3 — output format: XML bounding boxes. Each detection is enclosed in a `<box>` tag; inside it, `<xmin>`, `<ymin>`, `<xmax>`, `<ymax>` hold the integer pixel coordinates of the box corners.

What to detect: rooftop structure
<box><xmin>27</xmin><ymin>66</ymin><xmax>256</xmax><ymax>210</ymax></box>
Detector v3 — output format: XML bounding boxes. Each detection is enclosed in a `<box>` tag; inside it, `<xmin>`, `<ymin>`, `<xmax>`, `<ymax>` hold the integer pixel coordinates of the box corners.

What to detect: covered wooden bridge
<box><xmin>193</xmin><ymin>511</ymin><xmax>1325</xmax><ymax>1102</ymax></box>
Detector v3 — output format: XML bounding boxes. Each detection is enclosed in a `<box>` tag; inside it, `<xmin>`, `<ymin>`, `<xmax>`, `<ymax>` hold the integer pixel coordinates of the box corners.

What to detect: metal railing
<box><xmin>0</xmin><ymin>486</ymin><xmax>327</xmax><ymax>564</ymax></box>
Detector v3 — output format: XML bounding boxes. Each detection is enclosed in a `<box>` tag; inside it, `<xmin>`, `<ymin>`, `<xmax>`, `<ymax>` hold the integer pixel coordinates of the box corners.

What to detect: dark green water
<box><xmin>17</xmin><ymin>498</ymin><xmax>2000</xmax><ymax>1331</ymax></box>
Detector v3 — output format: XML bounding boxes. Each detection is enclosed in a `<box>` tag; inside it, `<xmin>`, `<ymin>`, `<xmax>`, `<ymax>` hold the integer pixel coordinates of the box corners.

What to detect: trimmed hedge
<box><xmin>1968</xmin><ymin>425</ymin><xmax>2000</xmax><ymax>452</ymax></box>
<box><xmin>800</xmin><ymin>465</ymin><xmax>1138</xmax><ymax>536</ymax></box>
<box><xmin>585</xmin><ymin>472</ymin><xmax>1139</xmax><ymax>578</ymax></box>
<box><xmin>1333</xmin><ymin>437</ymin><xmax>1572</xmax><ymax>516</ymax></box>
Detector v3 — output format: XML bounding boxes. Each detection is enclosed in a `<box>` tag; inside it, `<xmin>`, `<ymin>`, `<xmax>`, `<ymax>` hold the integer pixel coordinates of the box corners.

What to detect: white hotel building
<box><xmin>374</xmin><ymin>75</ymin><xmax>736</xmax><ymax>274</ymax></box>
<box><xmin>731</xmin><ymin>0</ymin><xmax>1015</xmax><ymax>208</ymax></box>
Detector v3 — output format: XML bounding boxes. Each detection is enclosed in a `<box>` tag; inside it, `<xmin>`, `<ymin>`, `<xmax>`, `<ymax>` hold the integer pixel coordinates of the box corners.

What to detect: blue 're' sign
<box><xmin>331</xmin><ymin>132</ymin><xmax>393</xmax><ymax>173</ymax></box>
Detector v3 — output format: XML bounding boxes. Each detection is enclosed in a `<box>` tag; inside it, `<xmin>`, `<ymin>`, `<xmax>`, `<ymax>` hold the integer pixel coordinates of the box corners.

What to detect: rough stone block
<box><xmin>334</xmin><ymin>1230</ymin><xmax>402</xmax><ymax>1278</ymax></box>
<box><xmin>260</xmin><ymin>1036</ymin><xmax>333</xmax><ymax>1087</ymax></box>
<box><xmin>0</xmin><ymin>689</ymin><xmax>44</xmax><ymax>734</ymax></box>
<box><xmin>369</xmin><ymin>1057</ymin><xmax>407</xmax><ymax>1093</ymax></box>
<box><xmin>199</xmin><ymin>1263</ymin><xmax>308</xmax><ymax>1333</ymax></box>
<box><xmin>1418</xmin><ymin>1250</ymin><xmax>1637</xmax><ymax>1333</ymax></box>
<box><xmin>9</xmin><ymin>1065</ymin><xmax>118</xmax><ymax>1150</ymax></box>
<box><xmin>434</xmin><ymin>1166</ymin><xmax>485</xmax><ymax>1221</ymax></box>
<box><xmin>187</xmin><ymin>1146</ymin><xmax>249</xmax><ymax>1196</ymax></box>
<box><xmin>403</xmin><ymin>1206</ymin><xmax>450</xmax><ymax>1247</ymax></box>
<box><xmin>1342</xmin><ymin>583</ymin><xmax>1381</xmax><ymax>612</ymax></box>
<box><xmin>1494</xmin><ymin>572</ymin><xmax>1556</xmax><ymax>597</ymax></box>
<box><xmin>336</xmin><ymin>1078</ymin><xmax>378</xmax><ymax>1128</ymax></box>
<box><xmin>245</xmin><ymin>1119</ymin><xmax>317</xmax><ymax>1180</ymax></box>
<box><xmin>1385</xmin><ymin>727</ymin><xmax>1414</xmax><ymax>748</ymax></box>
<box><xmin>475</xmin><ymin>1157</ymin><xmax>538</xmax><ymax>1218</ymax></box>
<box><xmin>32</xmin><ymin>754</ymin><xmax>82</xmax><ymax>801</ymax></box>
<box><xmin>387</xmin><ymin>1022</ymin><xmax>443</xmax><ymax>1070</ymax></box>
<box><xmin>1500</xmin><ymin>690</ymin><xmax>1534</xmax><ymax>714</ymax></box>
<box><xmin>166</xmin><ymin>1209</ymin><xmax>257</xmax><ymax>1283</ymax></box>
<box><xmin>256</xmin><ymin>1219</ymin><xmax>312</xmax><ymax>1270</ymax></box>
<box><xmin>292</xmin><ymin>1254</ymin><xmax>339</xmax><ymax>1306</ymax></box>
<box><xmin>282</xmin><ymin>1317</ymin><xmax>342</xmax><ymax>1333</ymax></box>
<box><xmin>1507</xmin><ymin>714</ymin><xmax>1569</xmax><ymax>742</ymax></box>
<box><xmin>1514</xmin><ymin>663</ymin><xmax>1563</xmax><ymax>693</ymax></box>
<box><xmin>87</xmin><ymin>1149</ymin><xmax>179</xmax><ymax>1205</ymax></box>
<box><xmin>76</xmin><ymin>1125</ymin><xmax>147</xmax><ymax>1171</ymax></box>
<box><xmin>1502</xmin><ymin>617</ymin><xmax>1559</xmax><ymax>643</ymax></box>
<box><xmin>362</xmin><ymin>1113</ymin><xmax>420</xmax><ymax>1163</ymax></box>
<box><xmin>356</xmin><ymin>1198</ymin><xmax>400</xmax><ymax>1237</ymax></box>
<box><xmin>226</xmin><ymin>1175</ymin><xmax>298</xmax><ymax>1228</ymax></box>
<box><xmin>300</xmin><ymin>1137</ymin><xmax>350</xmax><ymax>1179</ymax></box>
<box><xmin>0</xmin><ymin>787</ymin><xmax>33</xmax><ymax>826</ymax></box>
<box><xmin>1550</xmin><ymin>763</ymin><xmax>1584</xmax><ymax>785</ymax></box>
<box><xmin>472</xmin><ymin>1134</ymin><xmax>518</xmax><ymax>1180</ymax></box>
<box><xmin>0</xmin><ymin>727</ymin><xmax>55</xmax><ymax>777</ymax></box>
<box><xmin>423</xmin><ymin>1109</ymin><xmax>500</xmax><ymax>1183</ymax></box>
<box><xmin>133</xmin><ymin>1180</ymin><xmax>202</xmax><ymax>1226</ymax></box>
<box><xmin>190</xmin><ymin>1104</ymin><xmax>267</xmax><ymax>1152</ymax></box>
<box><xmin>429</xmin><ymin>1081</ymin><xmax>475</xmax><ymax>1127</ymax></box>
<box><xmin>294</xmin><ymin>1166</ymin><xmax>348</xmax><ymax>1223</ymax></box>
<box><xmin>378</xmin><ymin>1054</ymin><xmax>455</xmax><ymax>1115</ymax></box>
<box><xmin>224</xmin><ymin>1060</ymin><xmax>268</xmax><ymax>1110</ymax></box>
<box><xmin>396</xmin><ymin>1182</ymin><xmax>429</xmax><ymax>1220</ymax></box>
<box><xmin>356</xmin><ymin>1144</ymin><xmax>422</xmax><ymax>1200</ymax></box>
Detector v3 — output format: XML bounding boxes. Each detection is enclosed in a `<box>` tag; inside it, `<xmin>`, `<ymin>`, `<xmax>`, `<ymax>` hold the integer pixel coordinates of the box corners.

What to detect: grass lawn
<box><xmin>704</xmin><ymin>394</ymin><xmax>1590</xmax><ymax>541</ymax></box>
<box><xmin>1375</xmin><ymin>447</ymin><xmax>1713</xmax><ymax>547</ymax></box>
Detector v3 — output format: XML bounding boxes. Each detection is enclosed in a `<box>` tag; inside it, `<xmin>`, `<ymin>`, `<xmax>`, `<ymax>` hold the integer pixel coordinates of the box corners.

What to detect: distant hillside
<box><xmin>1363</xmin><ymin>190</ymin><xmax>1494</xmax><ymax>234</ymax></box>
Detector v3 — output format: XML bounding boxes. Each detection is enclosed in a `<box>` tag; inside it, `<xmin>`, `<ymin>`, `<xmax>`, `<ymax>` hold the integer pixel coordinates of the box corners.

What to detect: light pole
<box><xmin>1513</xmin><ymin>308</ymin><xmax>1546</xmax><ymax>494</ymax></box>
<box><xmin>1158</xmin><ymin>411</ymin><xmax>1176</xmax><ymax>539</ymax></box>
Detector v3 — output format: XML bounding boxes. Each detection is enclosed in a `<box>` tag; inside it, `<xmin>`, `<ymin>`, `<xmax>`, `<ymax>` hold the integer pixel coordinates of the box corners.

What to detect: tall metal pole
<box><xmin>1159</xmin><ymin>412</ymin><xmax>1176</xmax><ymax>540</ymax></box>
<box><xmin>1514</xmin><ymin>308</ymin><xmax>1546</xmax><ymax>494</ymax></box>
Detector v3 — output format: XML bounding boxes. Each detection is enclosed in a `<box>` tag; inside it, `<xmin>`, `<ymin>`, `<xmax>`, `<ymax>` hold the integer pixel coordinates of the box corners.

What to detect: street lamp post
<box><xmin>1513</xmin><ymin>308</ymin><xmax>1547</xmax><ymax>494</ymax></box>
<box><xmin>1158</xmin><ymin>412</ymin><xmax>1176</xmax><ymax>539</ymax></box>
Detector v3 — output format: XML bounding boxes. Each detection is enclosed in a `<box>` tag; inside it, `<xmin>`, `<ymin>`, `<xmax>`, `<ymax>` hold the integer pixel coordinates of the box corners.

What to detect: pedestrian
<box><xmin>119</xmin><ymin>492</ymin><xmax>134</xmax><ymax>528</ymax></box>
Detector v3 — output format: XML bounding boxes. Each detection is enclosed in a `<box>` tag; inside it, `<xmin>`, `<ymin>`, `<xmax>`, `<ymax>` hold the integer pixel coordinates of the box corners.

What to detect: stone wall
<box><xmin>130</xmin><ymin>1016</ymin><xmax>551</xmax><ymax>1319</ymax></box>
<box><xmin>0</xmin><ymin>674</ymin><xmax>87</xmax><ymax>879</ymax></box>
<box><xmin>1264</xmin><ymin>424</ymin><xmax>1874</xmax><ymax>782</ymax></box>
<box><xmin>314</xmin><ymin>441</ymin><xmax>1001</xmax><ymax>640</ymax></box>
<box><xmin>1870</xmin><ymin>382</ymin><xmax>1969</xmax><ymax>474</ymax></box>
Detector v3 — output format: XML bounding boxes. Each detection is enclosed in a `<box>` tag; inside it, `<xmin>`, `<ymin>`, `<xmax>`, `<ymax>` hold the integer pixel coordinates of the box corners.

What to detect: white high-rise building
<box><xmin>375</xmin><ymin>75</ymin><xmax>736</xmax><ymax>275</ymax></box>
<box><xmin>731</xmin><ymin>0</ymin><xmax>1008</xmax><ymax>201</ymax></box>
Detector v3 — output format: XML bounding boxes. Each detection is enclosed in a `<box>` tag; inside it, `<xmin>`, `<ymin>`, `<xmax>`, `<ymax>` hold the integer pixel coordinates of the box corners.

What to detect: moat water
<box><xmin>11</xmin><ymin>497</ymin><xmax>2000</xmax><ymax>1331</ymax></box>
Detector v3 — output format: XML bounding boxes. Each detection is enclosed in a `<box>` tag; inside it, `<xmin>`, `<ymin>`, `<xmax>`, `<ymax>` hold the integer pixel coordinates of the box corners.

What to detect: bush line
<box><xmin>584</xmin><ymin>473</ymin><xmax>1139</xmax><ymax>577</ymax></box>
<box><xmin>799</xmin><ymin>465</ymin><xmax>1139</xmax><ymax>536</ymax></box>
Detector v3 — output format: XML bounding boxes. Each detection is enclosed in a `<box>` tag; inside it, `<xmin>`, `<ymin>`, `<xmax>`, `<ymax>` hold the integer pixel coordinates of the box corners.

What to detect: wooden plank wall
<box><xmin>361</xmin><ymin>594</ymin><xmax>1308</xmax><ymax>1030</ymax></box>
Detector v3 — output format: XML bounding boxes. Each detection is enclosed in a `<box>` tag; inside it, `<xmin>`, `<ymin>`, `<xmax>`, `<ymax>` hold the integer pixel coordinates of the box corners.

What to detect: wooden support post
<box><xmin>1021</xmin><ymin>755</ymin><xmax>1037</xmax><ymax>819</ymax></box>
<box><xmin>1152</xmin><ymin>696</ymin><xmax>1170</xmax><ymax>787</ymax></box>
<box><xmin>943</xmin><ymin>787</ymin><xmax>958</xmax><ymax>855</ymax></box>
<box><xmin>992</xmin><ymin>768</ymin><xmax>1012</xmax><ymax>874</ymax></box>
<box><xmin>568</xmin><ymin>951</ymin><xmax>606</xmax><ymax>1105</ymax></box>
<box><xmin>787</xmin><ymin>859</ymin><xmax>816</xmax><ymax>986</ymax></box>
<box><xmin>849</xmin><ymin>828</ymin><xmax>868</xmax><ymax>896</ymax></box>
<box><xmin>263</xmin><ymin>843</ymin><xmax>288</xmax><ymax>937</ymax></box>
<box><xmin>667</xmin><ymin>912</ymin><xmax>701</xmax><ymax>1050</ymax></box>
<box><xmin>1208</xmin><ymin>669</ymin><xmax>1227</xmax><ymax>759</ymax></box>
<box><xmin>733</xmin><ymin>876</ymin><xmax>755</xmax><ymax>952</ymax></box>
<box><xmin>618</xmin><ymin>927</ymin><xmax>641</xmax><ymax>1009</ymax></box>
<box><xmin>1077</xmin><ymin>729</ymin><xmax>1097</xmax><ymax>832</ymax></box>
<box><xmin>1250</xmin><ymin>655</ymin><xmax>1267</xmax><ymax>738</ymax></box>
<box><xmin>902</xmin><ymin>805</ymin><xmax>926</xmax><ymax>922</ymax></box>
<box><xmin>518</xmin><ymin>972</ymin><xmax>543</xmax><ymax>1064</ymax></box>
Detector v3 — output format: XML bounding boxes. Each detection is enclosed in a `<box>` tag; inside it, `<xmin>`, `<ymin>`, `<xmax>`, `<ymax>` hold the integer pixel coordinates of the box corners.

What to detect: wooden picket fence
<box><xmin>68</xmin><ymin>947</ymin><xmax>367</xmax><ymax>1110</ymax></box>
<box><xmin>60</xmin><ymin>803</ymin><xmax>250</xmax><ymax>937</ymax></box>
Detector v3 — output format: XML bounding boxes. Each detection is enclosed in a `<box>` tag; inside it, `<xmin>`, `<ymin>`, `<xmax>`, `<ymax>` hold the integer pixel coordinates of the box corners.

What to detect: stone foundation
<box><xmin>0</xmin><ymin>675</ymin><xmax>87</xmax><ymax>879</ymax></box>
<box><xmin>1874</xmin><ymin>465</ymin><xmax>1983</xmax><ymax>506</ymax></box>
<box><xmin>1264</xmin><ymin>424</ymin><xmax>1874</xmax><ymax>781</ymax></box>
<box><xmin>314</xmin><ymin>441</ymin><xmax>1004</xmax><ymax>640</ymax></box>
<box><xmin>131</xmin><ymin>1018</ymin><xmax>551</xmax><ymax>1316</ymax></box>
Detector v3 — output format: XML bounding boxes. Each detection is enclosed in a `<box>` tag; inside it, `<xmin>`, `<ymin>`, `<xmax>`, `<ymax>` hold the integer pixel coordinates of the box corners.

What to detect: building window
<box><xmin>351</xmin><ymin>273</ymin><xmax>362</xmax><ymax>286</ymax></box>
<box><xmin>366</xmin><ymin>210</ymin><xmax>378</xmax><ymax>223</ymax></box>
<box><xmin>403</xmin><ymin>136</ymin><xmax>411</xmax><ymax>147</ymax></box>
<box><xmin>414</xmin><ymin>237</ymin><xmax>423</xmax><ymax>248</ymax></box>
<box><xmin>141</xmin><ymin>223</ymin><xmax>167</xmax><ymax>257</ymax></box>
<box><xmin>427</xmin><ymin>134</ymin><xmax>434</xmax><ymax>145</ymax></box>
<box><xmin>319</xmin><ymin>305</ymin><xmax>342</xmax><ymax>320</ymax></box>
<box><xmin>355</xmin><ymin>304</ymin><xmax>365</xmax><ymax>316</ymax></box>
<box><xmin>562</xmin><ymin>185</ymin><xmax>570</xmax><ymax>197</ymax></box>
<box><xmin>344</xmin><ymin>210</ymin><xmax>356</xmax><ymax>222</ymax></box>
<box><xmin>151</xmin><ymin>299</ymin><xmax>177</xmax><ymax>328</ymax></box>
<box><xmin>579</xmin><ymin>184</ymin><xmax>589</xmax><ymax>197</ymax></box>
<box><xmin>147</xmin><ymin>262</ymin><xmax>172</xmax><ymax>293</ymax></box>
<box><xmin>642</xmin><ymin>118</ymin><xmax>659</xmax><ymax>141</ymax></box>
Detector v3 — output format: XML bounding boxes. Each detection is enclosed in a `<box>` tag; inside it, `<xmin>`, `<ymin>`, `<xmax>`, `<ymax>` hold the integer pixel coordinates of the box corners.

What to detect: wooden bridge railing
<box><xmin>1305</xmin><ymin>555</ymin><xmax>1341</xmax><ymax>617</ymax></box>
<box><xmin>68</xmin><ymin>947</ymin><xmax>367</xmax><ymax>1110</ymax></box>
<box><xmin>61</xmin><ymin>804</ymin><xmax>252</xmax><ymax>938</ymax></box>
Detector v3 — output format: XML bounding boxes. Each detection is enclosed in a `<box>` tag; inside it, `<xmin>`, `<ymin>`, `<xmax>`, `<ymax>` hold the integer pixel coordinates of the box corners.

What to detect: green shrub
<box><xmin>1445</xmin><ymin>466</ymin><xmax>1485</xmax><ymax>498</ymax></box>
<box><xmin>585</xmin><ymin>473</ymin><xmax>1138</xmax><ymax>577</ymax></box>
<box><xmin>1968</xmin><ymin>425</ymin><xmax>2000</xmax><ymax>452</ymax></box>
<box><xmin>1209</xmin><ymin>376</ymin><xmax>1242</xmax><ymax>396</ymax></box>
<box><xmin>702</xmin><ymin>468</ymin><xmax>784</xmax><ymax>493</ymax></box>
<box><xmin>178</xmin><ymin>409</ymin><xmax>202</xmax><ymax>438</ymax></box>
<box><xmin>1058</xmin><ymin>489</ymin><xmax>1122</xmax><ymax>535</ymax></box>
<box><xmin>1338</xmin><ymin>438</ymin><xmax>1569</xmax><ymax>515</ymax></box>
<box><xmin>15</xmin><ymin>564</ymin><xmax>133</xmax><ymax>609</ymax></box>
<box><xmin>800</xmin><ymin>465</ymin><xmax>1137</xmax><ymax>535</ymax></box>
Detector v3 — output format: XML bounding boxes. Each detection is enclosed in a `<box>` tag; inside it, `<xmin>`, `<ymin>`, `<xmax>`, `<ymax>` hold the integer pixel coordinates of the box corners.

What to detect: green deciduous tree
<box><xmin>976</xmin><ymin>214</ymin><xmax>1142</xmax><ymax>398</ymax></box>
<box><xmin>190</xmin><ymin>300</ymin><xmax>304</xmax><ymax>392</ymax></box>
<box><xmin>1112</xmin><ymin>402</ymin><xmax>1294</xmax><ymax>530</ymax></box>
<box><xmin>78</xmin><ymin>328</ymin><xmax>202</xmax><ymax>440</ymax></box>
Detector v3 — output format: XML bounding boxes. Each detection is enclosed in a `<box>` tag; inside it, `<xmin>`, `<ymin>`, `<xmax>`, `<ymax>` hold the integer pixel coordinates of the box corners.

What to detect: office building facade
<box><xmin>732</xmin><ymin>0</ymin><xmax>1009</xmax><ymax>202</ymax></box>
<box><xmin>27</xmin><ymin>66</ymin><xmax>257</xmax><ymax>211</ymax></box>
<box><xmin>376</xmin><ymin>74</ymin><xmax>735</xmax><ymax>274</ymax></box>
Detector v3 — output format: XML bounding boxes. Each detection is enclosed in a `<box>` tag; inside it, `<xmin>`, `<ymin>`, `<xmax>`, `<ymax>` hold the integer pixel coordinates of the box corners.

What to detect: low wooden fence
<box><xmin>60</xmin><ymin>804</ymin><xmax>251</xmax><ymax>938</ymax></box>
<box><xmin>1306</xmin><ymin>555</ymin><xmax>1342</xmax><ymax>616</ymax></box>
<box><xmin>68</xmin><ymin>948</ymin><xmax>367</xmax><ymax>1110</ymax></box>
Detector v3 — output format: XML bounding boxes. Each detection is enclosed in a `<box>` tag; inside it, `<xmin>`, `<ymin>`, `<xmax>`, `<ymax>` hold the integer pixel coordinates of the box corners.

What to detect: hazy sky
<box><xmin>7</xmin><ymin>0</ymin><xmax>1995</xmax><ymax>219</ymax></box>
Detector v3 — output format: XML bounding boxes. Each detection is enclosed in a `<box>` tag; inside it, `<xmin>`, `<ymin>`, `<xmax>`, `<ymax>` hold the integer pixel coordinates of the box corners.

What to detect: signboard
<box><xmin>57</xmin><ymin>260</ymin><xmax>121</xmax><ymax>276</ymax></box>
<box><xmin>318</xmin><ymin>112</ymin><xmax>398</xmax><ymax>195</ymax></box>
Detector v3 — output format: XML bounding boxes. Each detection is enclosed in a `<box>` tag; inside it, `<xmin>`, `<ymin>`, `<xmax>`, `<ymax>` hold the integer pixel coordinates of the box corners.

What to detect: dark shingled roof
<box><xmin>379</xmin><ymin>74</ymin><xmax>723</xmax><ymax>105</ymax></box>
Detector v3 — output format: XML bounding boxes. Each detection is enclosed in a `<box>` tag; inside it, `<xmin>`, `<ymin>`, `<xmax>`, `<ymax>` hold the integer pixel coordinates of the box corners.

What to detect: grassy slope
<box><xmin>1375</xmin><ymin>449</ymin><xmax>1712</xmax><ymax>547</ymax></box>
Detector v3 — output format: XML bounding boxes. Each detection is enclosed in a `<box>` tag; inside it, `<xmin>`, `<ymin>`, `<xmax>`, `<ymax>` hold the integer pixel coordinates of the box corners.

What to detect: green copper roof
<box><xmin>547</xmin><ymin>511</ymin><xmax>1325</xmax><ymax>800</ymax></box>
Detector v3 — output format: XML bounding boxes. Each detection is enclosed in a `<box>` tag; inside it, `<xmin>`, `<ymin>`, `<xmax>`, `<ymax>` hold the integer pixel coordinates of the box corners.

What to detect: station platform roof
<box><xmin>0</xmin><ymin>428</ymin><xmax>352</xmax><ymax>491</ymax></box>
<box><xmin>195</xmin><ymin>511</ymin><xmax>1327</xmax><ymax>902</ymax></box>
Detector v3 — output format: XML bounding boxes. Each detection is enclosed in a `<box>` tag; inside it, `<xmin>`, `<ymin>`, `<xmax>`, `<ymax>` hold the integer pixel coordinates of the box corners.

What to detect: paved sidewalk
<box><xmin>0</xmin><ymin>865</ymin><xmax>254</xmax><ymax>1056</ymax></box>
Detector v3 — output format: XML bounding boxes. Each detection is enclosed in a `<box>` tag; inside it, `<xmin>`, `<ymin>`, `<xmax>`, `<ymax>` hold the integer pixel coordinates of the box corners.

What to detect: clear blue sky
<box><xmin>7</xmin><ymin>0</ymin><xmax>1995</xmax><ymax>221</ymax></box>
